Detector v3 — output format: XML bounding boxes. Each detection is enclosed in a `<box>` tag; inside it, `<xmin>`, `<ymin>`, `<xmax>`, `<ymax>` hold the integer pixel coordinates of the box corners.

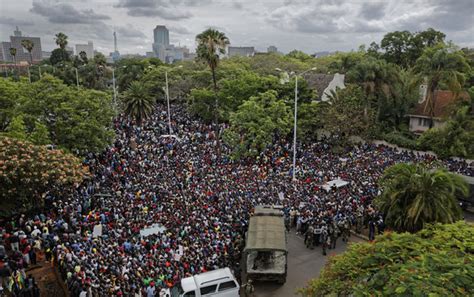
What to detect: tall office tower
<box><xmin>152</xmin><ymin>25</ymin><xmax>169</xmax><ymax>61</ymax></box>
<box><xmin>13</xmin><ymin>26</ymin><xmax>22</xmax><ymax>37</ymax></box>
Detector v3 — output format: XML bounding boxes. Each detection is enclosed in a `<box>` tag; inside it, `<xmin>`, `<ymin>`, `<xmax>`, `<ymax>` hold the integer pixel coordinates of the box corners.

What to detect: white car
<box><xmin>167</xmin><ymin>268</ymin><xmax>240</xmax><ymax>297</ymax></box>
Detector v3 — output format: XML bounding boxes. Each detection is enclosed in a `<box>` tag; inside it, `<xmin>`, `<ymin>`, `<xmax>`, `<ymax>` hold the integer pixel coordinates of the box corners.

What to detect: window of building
<box><xmin>200</xmin><ymin>285</ymin><xmax>217</xmax><ymax>295</ymax></box>
<box><xmin>218</xmin><ymin>281</ymin><xmax>237</xmax><ymax>291</ymax></box>
<box><xmin>418</xmin><ymin>118</ymin><xmax>422</xmax><ymax>126</ymax></box>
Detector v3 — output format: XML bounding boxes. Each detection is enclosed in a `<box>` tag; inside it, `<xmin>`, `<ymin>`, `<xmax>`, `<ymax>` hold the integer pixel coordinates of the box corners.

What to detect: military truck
<box><xmin>244</xmin><ymin>206</ymin><xmax>288</xmax><ymax>284</ymax></box>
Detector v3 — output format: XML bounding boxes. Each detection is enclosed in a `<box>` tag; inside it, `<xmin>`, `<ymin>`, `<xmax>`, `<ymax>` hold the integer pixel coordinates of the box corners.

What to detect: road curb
<box><xmin>350</xmin><ymin>230</ymin><xmax>369</xmax><ymax>241</ymax></box>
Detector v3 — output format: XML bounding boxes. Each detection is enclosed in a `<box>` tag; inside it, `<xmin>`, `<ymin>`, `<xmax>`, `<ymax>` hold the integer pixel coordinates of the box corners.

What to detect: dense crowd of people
<box><xmin>1</xmin><ymin>104</ymin><xmax>472</xmax><ymax>296</ymax></box>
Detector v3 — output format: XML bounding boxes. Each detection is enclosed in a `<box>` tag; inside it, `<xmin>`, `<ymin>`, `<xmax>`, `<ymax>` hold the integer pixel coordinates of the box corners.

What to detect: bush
<box><xmin>299</xmin><ymin>221</ymin><xmax>474</xmax><ymax>296</ymax></box>
<box><xmin>381</xmin><ymin>130</ymin><xmax>419</xmax><ymax>150</ymax></box>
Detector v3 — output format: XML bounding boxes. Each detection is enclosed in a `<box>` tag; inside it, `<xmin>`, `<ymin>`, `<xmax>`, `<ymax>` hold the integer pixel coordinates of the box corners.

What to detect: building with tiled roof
<box><xmin>408</xmin><ymin>90</ymin><xmax>469</xmax><ymax>134</ymax></box>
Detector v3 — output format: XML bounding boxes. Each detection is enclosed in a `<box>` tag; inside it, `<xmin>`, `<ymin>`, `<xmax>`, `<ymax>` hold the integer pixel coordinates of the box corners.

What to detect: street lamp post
<box><xmin>276</xmin><ymin>67</ymin><xmax>317</xmax><ymax>181</ymax></box>
<box><xmin>165</xmin><ymin>70</ymin><xmax>172</xmax><ymax>135</ymax></box>
<box><xmin>164</xmin><ymin>65</ymin><xmax>182</xmax><ymax>136</ymax></box>
<box><xmin>112</xmin><ymin>68</ymin><xmax>117</xmax><ymax>110</ymax></box>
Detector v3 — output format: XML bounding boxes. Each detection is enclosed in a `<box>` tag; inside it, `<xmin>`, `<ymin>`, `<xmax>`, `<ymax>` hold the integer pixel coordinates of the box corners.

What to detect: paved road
<box><xmin>250</xmin><ymin>231</ymin><xmax>362</xmax><ymax>297</ymax></box>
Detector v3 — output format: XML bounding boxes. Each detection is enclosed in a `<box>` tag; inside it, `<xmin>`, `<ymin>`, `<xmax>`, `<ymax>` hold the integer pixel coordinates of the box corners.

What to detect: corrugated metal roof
<box><xmin>245</xmin><ymin>215</ymin><xmax>286</xmax><ymax>251</ymax></box>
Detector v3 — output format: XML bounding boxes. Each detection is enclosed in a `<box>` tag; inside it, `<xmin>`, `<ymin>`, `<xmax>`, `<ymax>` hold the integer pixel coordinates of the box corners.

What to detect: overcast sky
<box><xmin>0</xmin><ymin>0</ymin><xmax>473</xmax><ymax>55</ymax></box>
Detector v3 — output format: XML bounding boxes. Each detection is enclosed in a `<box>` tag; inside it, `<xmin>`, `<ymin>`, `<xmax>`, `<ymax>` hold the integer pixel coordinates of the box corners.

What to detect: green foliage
<box><xmin>0</xmin><ymin>79</ymin><xmax>21</xmax><ymax>130</ymax></box>
<box><xmin>50</xmin><ymin>48</ymin><xmax>70</xmax><ymax>65</ymax></box>
<box><xmin>121</xmin><ymin>81</ymin><xmax>155</xmax><ymax>125</ymax></box>
<box><xmin>224</xmin><ymin>90</ymin><xmax>292</xmax><ymax>158</ymax></box>
<box><xmin>378</xmin><ymin>28</ymin><xmax>446</xmax><ymax>68</ymax></box>
<box><xmin>376</xmin><ymin>163</ymin><xmax>467</xmax><ymax>233</ymax></box>
<box><xmin>414</xmin><ymin>44</ymin><xmax>471</xmax><ymax>126</ymax></box>
<box><xmin>0</xmin><ymin>75</ymin><xmax>115</xmax><ymax>155</ymax></box>
<box><xmin>188</xmin><ymin>88</ymin><xmax>218</xmax><ymax>123</ymax></box>
<box><xmin>320</xmin><ymin>85</ymin><xmax>372</xmax><ymax>144</ymax></box>
<box><xmin>297</xmin><ymin>102</ymin><xmax>324</xmax><ymax>141</ymax></box>
<box><xmin>300</xmin><ymin>221</ymin><xmax>474</xmax><ymax>297</ymax></box>
<box><xmin>0</xmin><ymin>137</ymin><xmax>88</xmax><ymax>216</ymax></box>
<box><xmin>380</xmin><ymin>131</ymin><xmax>419</xmax><ymax>150</ymax></box>
<box><xmin>5</xmin><ymin>115</ymin><xmax>27</xmax><ymax>140</ymax></box>
<box><xmin>417</xmin><ymin>107</ymin><xmax>474</xmax><ymax>158</ymax></box>
<box><xmin>29</xmin><ymin>121</ymin><xmax>51</xmax><ymax>145</ymax></box>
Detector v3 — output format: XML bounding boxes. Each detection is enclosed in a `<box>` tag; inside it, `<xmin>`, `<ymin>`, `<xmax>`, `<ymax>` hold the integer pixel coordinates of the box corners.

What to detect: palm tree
<box><xmin>121</xmin><ymin>81</ymin><xmax>155</xmax><ymax>125</ymax></box>
<box><xmin>195</xmin><ymin>28</ymin><xmax>229</xmax><ymax>91</ymax></box>
<box><xmin>21</xmin><ymin>39</ymin><xmax>35</xmax><ymax>64</ymax></box>
<box><xmin>376</xmin><ymin>163</ymin><xmax>467</xmax><ymax>233</ymax></box>
<box><xmin>414</xmin><ymin>44</ymin><xmax>470</xmax><ymax>128</ymax></box>
<box><xmin>347</xmin><ymin>57</ymin><xmax>399</xmax><ymax>123</ymax></box>
<box><xmin>54</xmin><ymin>32</ymin><xmax>68</xmax><ymax>49</ymax></box>
<box><xmin>9</xmin><ymin>47</ymin><xmax>17</xmax><ymax>77</ymax></box>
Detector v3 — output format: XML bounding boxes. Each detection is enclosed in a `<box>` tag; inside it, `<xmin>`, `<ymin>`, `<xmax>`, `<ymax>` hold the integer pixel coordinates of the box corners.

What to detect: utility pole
<box><xmin>112</xmin><ymin>68</ymin><xmax>117</xmax><ymax>110</ymax></box>
<box><xmin>75</xmin><ymin>67</ymin><xmax>79</xmax><ymax>90</ymax></box>
<box><xmin>165</xmin><ymin>70</ymin><xmax>172</xmax><ymax>134</ymax></box>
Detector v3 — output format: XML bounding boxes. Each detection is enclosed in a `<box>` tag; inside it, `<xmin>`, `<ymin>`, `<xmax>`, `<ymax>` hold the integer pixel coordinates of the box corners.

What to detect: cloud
<box><xmin>168</xmin><ymin>25</ymin><xmax>191</xmax><ymax>35</ymax></box>
<box><xmin>116</xmin><ymin>25</ymin><xmax>147</xmax><ymax>39</ymax></box>
<box><xmin>266</xmin><ymin>0</ymin><xmax>474</xmax><ymax>36</ymax></box>
<box><xmin>232</xmin><ymin>2</ymin><xmax>244</xmax><ymax>10</ymax></box>
<box><xmin>0</xmin><ymin>17</ymin><xmax>34</xmax><ymax>26</ymax></box>
<box><xmin>359</xmin><ymin>2</ymin><xmax>387</xmax><ymax>20</ymax></box>
<box><xmin>31</xmin><ymin>0</ymin><xmax>110</xmax><ymax>24</ymax></box>
<box><xmin>114</xmin><ymin>0</ymin><xmax>197</xmax><ymax>19</ymax></box>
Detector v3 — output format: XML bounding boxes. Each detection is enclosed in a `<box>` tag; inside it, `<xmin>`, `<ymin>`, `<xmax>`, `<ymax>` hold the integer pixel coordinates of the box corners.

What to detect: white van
<box><xmin>168</xmin><ymin>268</ymin><xmax>240</xmax><ymax>297</ymax></box>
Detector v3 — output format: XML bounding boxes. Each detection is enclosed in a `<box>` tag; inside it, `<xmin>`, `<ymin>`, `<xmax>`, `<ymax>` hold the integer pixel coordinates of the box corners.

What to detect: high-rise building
<box><xmin>152</xmin><ymin>25</ymin><xmax>170</xmax><ymax>61</ymax></box>
<box><xmin>228</xmin><ymin>46</ymin><xmax>255</xmax><ymax>57</ymax></box>
<box><xmin>75</xmin><ymin>41</ymin><xmax>94</xmax><ymax>60</ymax></box>
<box><xmin>111</xmin><ymin>31</ymin><xmax>121</xmax><ymax>62</ymax></box>
<box><xmin>0</xmin><ymin>27</ymin><xmax>43</xmax><ymax>63</ymax></box>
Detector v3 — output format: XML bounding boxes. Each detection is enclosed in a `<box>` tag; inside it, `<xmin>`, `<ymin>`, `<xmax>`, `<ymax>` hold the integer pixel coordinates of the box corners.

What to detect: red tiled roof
<box><xmin>411</xmin><ymin>90</ymin><xmax>469</xmax><ymax>118</ymax></box>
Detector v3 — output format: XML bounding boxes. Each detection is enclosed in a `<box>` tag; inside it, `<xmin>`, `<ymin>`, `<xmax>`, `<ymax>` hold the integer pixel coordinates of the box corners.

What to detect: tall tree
<box><xmin>121</xmin><ymin>81</ymin><xmax>155</xmax><ymax>125</ymax></box>
<box><xmin>54</xmin><ymin>32</ymin><xmax>68</xmax><ymax>49</ymax></box>
<box><xmin>196</xmin><ymin>29</ymin><xmax>229</xmax><ymax>90</ymax></box>
<box><xmin>414</xmin><ymin>44</ymin><xmax>471</xmax><ymax>127</ymax></box>
<box><xmin>376</xmin><ymin>163</ymin><xmax>467</xmax><ymax>233</ymax></box>
<box><xmin>196</xmin><ymin>29</ymin><xmax>229</xmax><ymax>129</ymax></box>
<box><xmin>9</xmin><ymin>47</ymin><xmax>17</xmax><ymax>77</ymax></box>
<box><xmin>346</xmin><ymin>57</ymin><xmax>399</xmax><ymax>122</ymax></box>
<box><xmin>21</xmin><ymin>39</ymin><xmax>34</xmax><ymax>63</ymax></box>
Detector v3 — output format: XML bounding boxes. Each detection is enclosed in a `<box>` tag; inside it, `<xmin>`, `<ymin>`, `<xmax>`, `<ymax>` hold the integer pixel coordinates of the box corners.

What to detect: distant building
<box><xmin>408</xmin><ymin>90</ymin><xmax>469</xmax><ymax>134</ymax></box>
<box><xmin>146</xmin><ymin>52</ymin><xmax>155</xmax><ymax>58</ymax></box>
<box><xmin>152</xmin><ymin>25</ymin><xmax>170</xmax><ymax>62</ymax></box>
<box><xmin>75</xmin><ymin>41</ymin><xmax>94</xmax><ymax>60</ymax></box>
<box><xmin>0</xmin><ymin>42</ymin><xmax>12</xmax><ymax>61</ymax></box>
<box><xmin>228</xmin><ymin>46</ymin><xmax>255</xmax><ymax>57</ymax></box>
<box><xmin>42</xmin><ymin>51</ymin><xmax>52</xmax><ymax>59</ymax></box>
<box><xmin>267</xmin><ymin>45</ymin><xmax>278</xmax><ymax>53</ymax></box>
<box><xmin>0</xmin><ymin>27</ymin><xmax>42</xmax><ymax>63</ymax></box>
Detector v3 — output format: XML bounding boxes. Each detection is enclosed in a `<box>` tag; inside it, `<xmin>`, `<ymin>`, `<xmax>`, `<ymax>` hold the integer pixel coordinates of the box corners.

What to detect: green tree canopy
<box><xmin>299</xmin><ymin>221</ymin><xmax>474</xmax><ymax>297</ymax></box>
<box><xmin>376</xmin><ymin>163</ymin><xmax>467</xmax><ymax>233</ymax></box>
<box><xmin>121</xmin><ymin>81</ymin><xmax>155</xmax><ymax>125</ymax></box>
<box><xmin>1</xmin><ymin>75</ymin><xmax>115</xmax><ymax>155</ymax></box>
<box><xmin>223</xmin><ymin>90</ymin><xmax>292</xmax><ymax>158</ymax></box>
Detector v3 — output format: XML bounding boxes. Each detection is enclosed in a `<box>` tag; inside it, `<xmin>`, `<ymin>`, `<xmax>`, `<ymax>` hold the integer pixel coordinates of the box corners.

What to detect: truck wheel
<box><xmin>278</xmin><ymin>279</ymin><xmax>286</xmax><ymax>285</ymax></box>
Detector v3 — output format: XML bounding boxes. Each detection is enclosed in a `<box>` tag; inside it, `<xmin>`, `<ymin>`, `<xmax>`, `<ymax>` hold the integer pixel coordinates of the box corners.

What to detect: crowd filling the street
<box><xmin>0</xmin><ymin>104</ymin><xmax>472</xmax><ymax>297</ymax></box>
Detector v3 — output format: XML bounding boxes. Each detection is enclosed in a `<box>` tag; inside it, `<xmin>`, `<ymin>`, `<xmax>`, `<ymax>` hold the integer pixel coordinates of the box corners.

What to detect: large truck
<box><xmin>244</xmin><ymin>206</ymin><xmax>288</xmax><ymax>284</ymax></box>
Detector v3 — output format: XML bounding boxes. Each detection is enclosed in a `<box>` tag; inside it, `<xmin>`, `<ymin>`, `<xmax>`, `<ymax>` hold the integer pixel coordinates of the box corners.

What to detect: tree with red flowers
<box><xmin>0</xmin><ymin>137</ymin><xmax>89</xmax><ymax>216</ymax></box>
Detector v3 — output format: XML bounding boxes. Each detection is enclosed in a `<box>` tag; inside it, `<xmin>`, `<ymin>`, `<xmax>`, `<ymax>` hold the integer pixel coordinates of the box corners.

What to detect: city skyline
<box><xmin>0</xmin><ymin>0</ymin><xmax>473</xmax><ymax>55</ymax></box>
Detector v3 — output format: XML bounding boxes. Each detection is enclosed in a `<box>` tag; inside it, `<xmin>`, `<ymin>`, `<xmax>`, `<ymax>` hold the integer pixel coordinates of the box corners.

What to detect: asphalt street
<box><xmin>250</xmin><ymin>231</ymin><xmax>362</xmax><ymax>297</ymax></box>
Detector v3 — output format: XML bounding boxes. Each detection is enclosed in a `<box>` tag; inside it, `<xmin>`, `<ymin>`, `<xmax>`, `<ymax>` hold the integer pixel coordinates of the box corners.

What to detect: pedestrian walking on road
<box><xmin>242</xmin><ymin>279</ymin><xmax>254</xmax><ymax>297</ymax></box>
